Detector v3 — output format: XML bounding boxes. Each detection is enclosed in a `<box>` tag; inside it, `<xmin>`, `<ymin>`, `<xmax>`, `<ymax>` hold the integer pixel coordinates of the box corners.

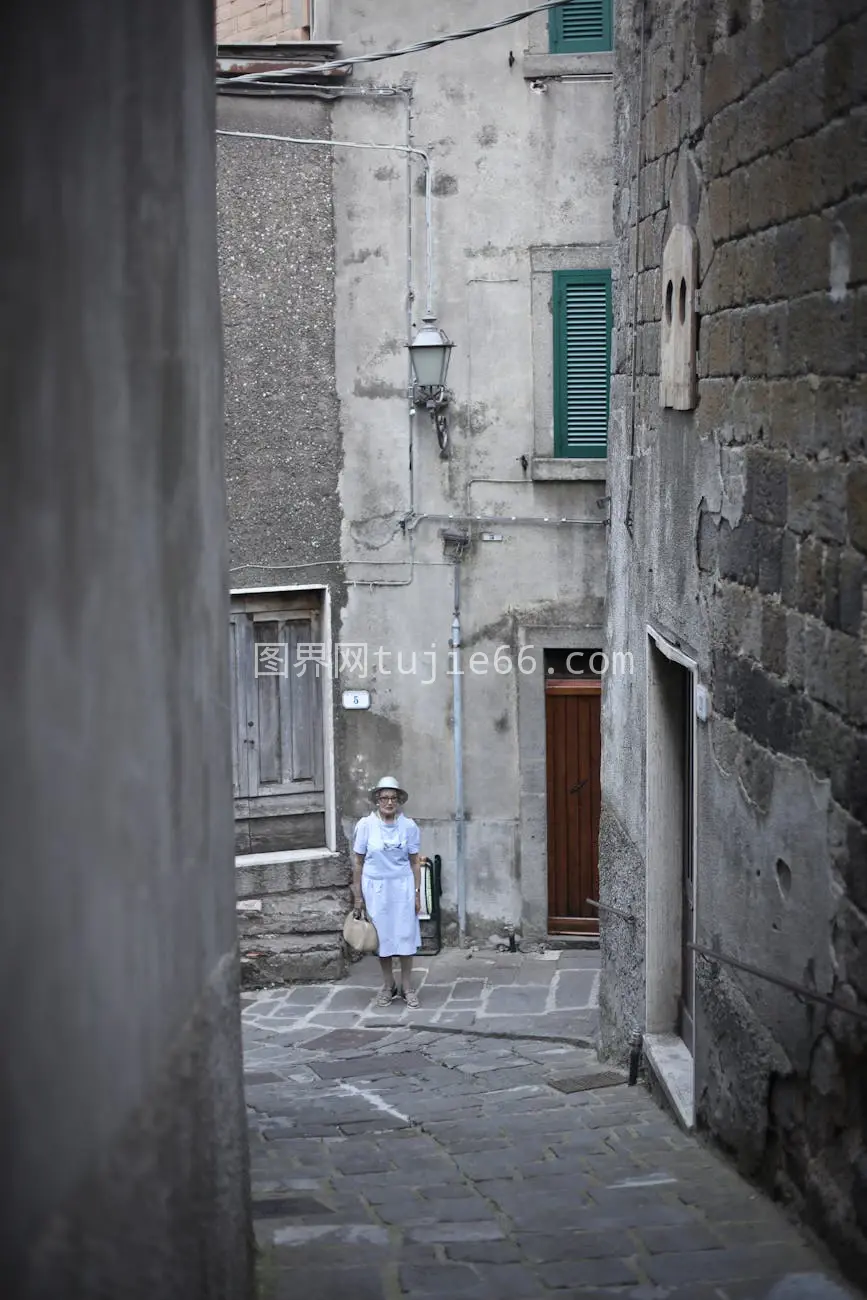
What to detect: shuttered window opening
<box><xmin>549</xmin><ymin>1</ymin><xmax>612</xmax><ymax>54</ymax></box>
<box><xmin>553</xmin><ymin>269</ymin><xmax>611</xmax><ymax>459</ymax></box>
<box><xmin>230</xmin><ymin>592</ymin><xmax>327</xmax><ymax>855</ymax></box>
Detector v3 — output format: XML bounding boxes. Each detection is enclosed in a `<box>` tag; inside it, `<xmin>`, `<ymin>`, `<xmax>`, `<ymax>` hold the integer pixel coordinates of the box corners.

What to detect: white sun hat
<box><xmin>369</xmin><ymin>774</ymin><xmax>408</xmax><ymax>804</ymax></box>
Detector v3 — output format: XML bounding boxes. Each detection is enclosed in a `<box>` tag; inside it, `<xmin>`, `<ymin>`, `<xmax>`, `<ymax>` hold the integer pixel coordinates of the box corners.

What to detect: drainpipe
<box><xmin>452</xmin><ymin>561</ymin><xmax>467</xmax><ymax>943</ymax></box>
<box><xmin>309</xmin><ymin>0</ymin><xmax>328</xmax><ymax>38</ymax></box>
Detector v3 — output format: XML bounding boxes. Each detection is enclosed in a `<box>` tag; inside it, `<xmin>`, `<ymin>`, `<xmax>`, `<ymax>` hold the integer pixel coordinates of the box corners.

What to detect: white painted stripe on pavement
<box><xmin>606</xmin><ymin>1173</ymin><xmax>678</xmax><ymax>1188</ymax></box>
<box><xmin>273</xmin><ymin>1224</ymin><xmax>390</xmax><ymax>1246</ymax></box>
<box><xmin>338</xmin><ymin>1080</ymin><xmax>411</xmax><ymax>1124</ymax></box>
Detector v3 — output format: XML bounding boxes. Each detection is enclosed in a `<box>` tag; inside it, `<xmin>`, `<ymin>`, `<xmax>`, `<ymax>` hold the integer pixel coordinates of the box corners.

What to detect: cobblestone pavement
<box><xmin>242</xmin><ymin>947</ymin><xmax>601</xmax><ymax>1045</ymax></box>
<box><xmin>243</xmin><ymin>953</ymin><xmax>859</xmax><ymax>1300</ymax></box>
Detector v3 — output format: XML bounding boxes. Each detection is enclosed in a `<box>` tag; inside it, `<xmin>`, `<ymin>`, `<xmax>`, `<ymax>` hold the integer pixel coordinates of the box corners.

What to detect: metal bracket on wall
<box><xmin>586</xmin><ymin>898</ymin><xmax>638</xmax><ymax>926</ymax></box>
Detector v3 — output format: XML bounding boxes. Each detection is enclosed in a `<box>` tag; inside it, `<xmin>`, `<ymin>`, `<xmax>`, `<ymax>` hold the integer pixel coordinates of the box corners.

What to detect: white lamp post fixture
<box><xmin>408</xmin><ymin>313</ymin><xmax>454</xmax><ymax>451</ymax></box>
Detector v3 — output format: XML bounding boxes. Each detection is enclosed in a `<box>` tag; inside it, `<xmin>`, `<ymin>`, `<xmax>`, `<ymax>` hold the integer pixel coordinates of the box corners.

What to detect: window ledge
<box><xmin>523</xmin><ymin>51</ymin><xmax>614</xmax><ymax>80</ymax></box>
<box><xmin>643</xmin><ymin>1033</ymin><xmax>695</xmax><ymax>1132</ymax></box>
<box><xmin>532</xmin><ymin>457</ymin><xmax>607</xmax><ymax>482</ymax></box>
<box><xmin>235</xmin><ymin>848</ymin><xmax>337</xmax><ymax>868</ymax></box>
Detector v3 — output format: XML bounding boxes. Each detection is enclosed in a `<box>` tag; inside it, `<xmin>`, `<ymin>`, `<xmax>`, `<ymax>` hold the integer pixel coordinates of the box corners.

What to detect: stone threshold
<box><xmin>235</xmin><ymin>847</ymin><xmax>339</xmax><ymax>868</ymax></box>
<box><xmin>546</xmin><ymin>934</ymin><xmax>600</xmax><ymax>949</ymax></box>
<box><xmin>642</xmin><ymin>1032</ymin><xmax>695</xmax><ymax>1132</ymax></box>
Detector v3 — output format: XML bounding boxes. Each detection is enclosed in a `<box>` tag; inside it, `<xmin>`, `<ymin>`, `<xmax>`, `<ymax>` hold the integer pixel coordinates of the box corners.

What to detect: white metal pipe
<box><xmin>452</xmin><ymin>563</ymin><xmax>466</xmax><ymax>942</ymax></box>
<box><xmin>310</xmin><ymin>0</ymin><xmax>328</xmax><ymax>38</ymax></box>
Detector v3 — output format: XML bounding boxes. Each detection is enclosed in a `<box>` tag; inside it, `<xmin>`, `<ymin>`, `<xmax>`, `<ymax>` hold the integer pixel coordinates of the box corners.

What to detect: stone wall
<box><xmin>602</xmin><ymin>0</ymin><xmax>866</xmax><ymax>1283</ymax></box>
<box><xmin>236</xmin><ymin>854</ymin><xmax>347</xmax><ymax>983</ymax></box>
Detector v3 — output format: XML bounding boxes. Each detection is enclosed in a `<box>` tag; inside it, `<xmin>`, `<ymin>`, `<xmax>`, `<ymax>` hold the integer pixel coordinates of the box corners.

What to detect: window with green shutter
<box><xmin>549</xmin><ymin>0</ymin><xmax>612</xmax><ymax>54</ymax></box>
<box><xmin>553</xmin><ymin>269</ymin><xmax>611</xmax><ymax>459</ymax></box>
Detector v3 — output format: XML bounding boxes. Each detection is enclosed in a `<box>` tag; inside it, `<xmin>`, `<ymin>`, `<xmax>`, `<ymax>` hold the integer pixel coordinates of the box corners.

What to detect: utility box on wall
<box><xmin>660</xmin><ymin>224</ymin><xmax>698</xmax><ymax>410</ymax></box>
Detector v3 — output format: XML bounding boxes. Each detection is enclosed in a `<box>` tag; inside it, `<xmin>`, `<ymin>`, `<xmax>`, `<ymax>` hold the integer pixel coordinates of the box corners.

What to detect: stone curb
<box><xmin>364</xmin><ymin>1021</ymin><xmax>597</xmax><ymax>1049</ymax></box>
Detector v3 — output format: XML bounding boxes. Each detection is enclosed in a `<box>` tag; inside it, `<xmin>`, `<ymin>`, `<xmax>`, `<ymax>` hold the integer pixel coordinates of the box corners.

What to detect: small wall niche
<box><xmin>660</xmin><ymin>224</ymin><xmax>698</xmax><ymax>411</ymax></box>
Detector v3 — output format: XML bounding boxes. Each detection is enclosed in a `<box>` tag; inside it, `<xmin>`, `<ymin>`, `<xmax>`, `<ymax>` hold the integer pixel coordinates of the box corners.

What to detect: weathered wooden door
<box><xmin>546</xmin><ymin>679</ymin><xmax>601</xmax><ymax>934</ymax></box>
<box><xmin>230</xmin><ymin>593</ymin><xmax>326</xmax><ymax>855</ymax></box>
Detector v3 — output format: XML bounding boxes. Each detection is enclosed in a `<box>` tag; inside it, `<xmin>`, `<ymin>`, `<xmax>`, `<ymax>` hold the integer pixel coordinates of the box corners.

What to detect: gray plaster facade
<box><xmin>2</xmin><ymin>0</ymin><xmax>252</xmax><ymax>1295</ymax></box>
<box><xmin>599</xmin><ymin>0</ymin><xmax>867</xmax><ymax>1285</ymax></box>
<box><xmin>218</xmin><ymin>1</ymin><xmax>615</xmax><ymax>978</ymax></box>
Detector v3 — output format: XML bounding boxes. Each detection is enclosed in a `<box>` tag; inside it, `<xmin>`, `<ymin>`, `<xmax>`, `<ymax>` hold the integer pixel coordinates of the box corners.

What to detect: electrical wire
<box><xmin>228</xmin><ymin>559</ymin><xmax>453</xmax><ymax>573</ymax></box>
<box><xmin>217</xmin><ymin>0</ymin><xmax>574</xmax><ymax>85</ymax></box>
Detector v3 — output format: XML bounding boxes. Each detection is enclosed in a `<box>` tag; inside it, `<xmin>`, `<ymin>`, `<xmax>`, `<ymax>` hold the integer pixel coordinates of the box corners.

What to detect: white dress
<box><xmin>353</xmin><ymin>812</ymin><xmax>421</xmax><ymax>957</ymax></box>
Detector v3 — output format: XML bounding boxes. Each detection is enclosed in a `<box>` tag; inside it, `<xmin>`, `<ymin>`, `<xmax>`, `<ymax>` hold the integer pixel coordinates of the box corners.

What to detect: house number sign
<box><xmin>342</xmin><ymin>689</ymin><xmax>371</xmax><ymax>710</ymax></box>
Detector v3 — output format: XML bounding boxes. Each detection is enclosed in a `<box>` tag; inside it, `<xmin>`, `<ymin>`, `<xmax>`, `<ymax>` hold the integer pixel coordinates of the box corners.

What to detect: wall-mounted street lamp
<box><xmin>408</xmin><ymin>313</ymin><xmax>454</xmax><ymax>453</ymax></box>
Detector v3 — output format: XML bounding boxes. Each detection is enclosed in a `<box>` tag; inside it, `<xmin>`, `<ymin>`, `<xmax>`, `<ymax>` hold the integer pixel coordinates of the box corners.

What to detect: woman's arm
<box><xmin>409</xmin><ymin>852</ymin><xmax>421</xmax><ymax>913</ymax></box>
<box><xmin>351</xmin><ymin>853</ymin><xmax>365</xmax><ymax>911</ymax></box>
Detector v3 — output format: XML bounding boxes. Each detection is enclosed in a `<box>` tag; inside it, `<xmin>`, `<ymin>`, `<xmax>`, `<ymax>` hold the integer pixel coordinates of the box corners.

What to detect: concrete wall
<box><xmin>600</xmin><ymin>0</ymin><xmax>867</xmax><ymax>1283</ymax></box>
<box><xmin>1</xmin><ymin>1</ymin><xmax>253</xmax><ymax>1296</ymax></box>
<box><xmin>330</xmin><ymin>0</ymin><xmax>612</xmax><ymax>941</ymax></box>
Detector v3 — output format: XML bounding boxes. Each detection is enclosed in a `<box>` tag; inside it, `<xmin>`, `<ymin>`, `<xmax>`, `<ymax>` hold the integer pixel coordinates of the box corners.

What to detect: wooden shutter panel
<box><xmin>229</xmin><ymin>614</ymin><xmax>250</xmax><ymax>799</ymax></box>
<box><xmin>550</xmin><ymin>1</ymin><xmax>612</xmax><ymax>53</ymax></box>
<box><xmin>554</xmin><ymin>269</ymin><xmax>611</xmax><ymax>459</ymax></box>
<box><xmin>250</xmin><ymin>614</ymin><xmax>324</xmax><ymax>796</ymax></box>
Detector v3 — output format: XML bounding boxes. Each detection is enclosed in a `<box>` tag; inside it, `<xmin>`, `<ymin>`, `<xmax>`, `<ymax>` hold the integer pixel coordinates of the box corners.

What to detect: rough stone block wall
<box><xmin>236</xmin><ymin>857</ymin><xmax>347</xmax><ymax>984</ymax></box>
<box><xmin>606</xmin><ymin>0</ymin><xmax>867</xmax><ymax>1283</ymax></box>
<box><xmin>216</xmin><ymin>0</ymin><xmax>310</xmax><ymax>42</ymax></box>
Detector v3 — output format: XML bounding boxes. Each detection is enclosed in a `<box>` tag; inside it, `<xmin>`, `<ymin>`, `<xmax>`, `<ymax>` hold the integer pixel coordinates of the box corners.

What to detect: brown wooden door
<box><xmin>546</xmin><ymin>680</ymin><xmax>601</xmax><ymax>934</ymax></box>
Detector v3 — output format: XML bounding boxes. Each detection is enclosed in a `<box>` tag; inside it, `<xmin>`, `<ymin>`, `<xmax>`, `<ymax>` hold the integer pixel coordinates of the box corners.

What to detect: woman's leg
<box><xmin>399</xmin><ymin>956</ymin><xmax>419</xmax><ymax>1006</ymax></box>
<box><xmin>379</xmin><ymin>956</ymin><xmax>395</xmax><ymax>989</ymax></box>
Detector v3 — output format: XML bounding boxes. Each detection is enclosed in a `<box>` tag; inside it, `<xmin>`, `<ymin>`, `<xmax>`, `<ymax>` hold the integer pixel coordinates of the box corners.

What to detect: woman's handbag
<box><xmin>342</xmin><ymin>909</ymin><xmax>379</xmax><ymax>954</ymax></box>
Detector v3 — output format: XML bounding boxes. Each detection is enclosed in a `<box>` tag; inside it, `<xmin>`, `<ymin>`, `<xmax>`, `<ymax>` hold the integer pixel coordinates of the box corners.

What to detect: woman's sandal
<box><xmin>375</xmin><ymin>983</ymin><xmax>397</xmax><ymax>1008</ymax></box>
<box><xmin>402</xmin><ymin>987</ymin><xmax>420</xmax><ymax>1009</ymax></box>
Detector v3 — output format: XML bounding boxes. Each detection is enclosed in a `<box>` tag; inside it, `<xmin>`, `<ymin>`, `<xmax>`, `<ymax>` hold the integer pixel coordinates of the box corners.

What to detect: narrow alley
<box><xmin>6</xmin><ymin>0</ymin><xmax>866</xmax><ymax>1296</ymax></box>
<box><xmin>244</xmin><ymin>950</ymin><xmax>859</xmax><ymax>1300</ymax></box>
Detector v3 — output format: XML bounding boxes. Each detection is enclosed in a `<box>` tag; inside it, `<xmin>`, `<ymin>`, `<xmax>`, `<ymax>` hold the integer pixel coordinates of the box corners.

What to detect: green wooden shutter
<box><xmin>553</xmin><ymin>269</ymin><xmax>611</xmax><ymax>459</ymax></box>
<box><xmin>549</xmin><ymin>1</ymin><xmax>612</xmax><ymax>54</ymax></box>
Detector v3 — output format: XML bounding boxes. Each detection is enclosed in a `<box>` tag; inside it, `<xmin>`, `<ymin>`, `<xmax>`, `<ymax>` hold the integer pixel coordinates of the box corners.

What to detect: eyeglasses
<box><xmin>378</xmin><ymin>793</ymin><xmax>398</xmax><ymax>801</ymax></box>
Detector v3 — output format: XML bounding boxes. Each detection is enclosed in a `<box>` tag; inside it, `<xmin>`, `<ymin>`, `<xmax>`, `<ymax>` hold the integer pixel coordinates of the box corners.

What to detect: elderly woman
<box><xmin>352</xmin><ymin>775</ymin><xmax>422</xmax><ymax>1008</ymax></box>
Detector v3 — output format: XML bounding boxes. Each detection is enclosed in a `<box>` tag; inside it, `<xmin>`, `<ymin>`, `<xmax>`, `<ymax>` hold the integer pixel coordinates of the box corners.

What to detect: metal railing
<box><xmin>586</xmin><ymin>898</ymin><xmax>636</xmax><ymax>924</ymax></box>
<box><xmin>587</xmin><ymin>902</ymin><xmax>867</xmax><ymax>1024</ymax></box>
<box><xmin>688</xmin><ymin>941</ymin><xmax>867</xmax><ymax>1025</ymax></box>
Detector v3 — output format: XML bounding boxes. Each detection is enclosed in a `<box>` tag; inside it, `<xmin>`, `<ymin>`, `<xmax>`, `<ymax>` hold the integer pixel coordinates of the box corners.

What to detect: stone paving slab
<box><xmin>245</xmin><ymin>1003</ymin><xmax>862</xmax><ymax>1300</ymax></box>
<box><xmin>242</xmin><ymin>946</ymin><xmax>601</xmax><ymax>1046</ymax></box>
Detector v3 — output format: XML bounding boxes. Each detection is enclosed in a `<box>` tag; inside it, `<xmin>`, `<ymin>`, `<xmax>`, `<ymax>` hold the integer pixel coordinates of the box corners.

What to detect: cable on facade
<box><xmin>217</xmin><ymin>1</ymin><xmax>575</xmax><ymax>86</ymax></box>
<box><xmin>228</xmin><ymin>560</ymin><xmax>454</xmax><ymax>573</ymax></box>
<box><xmin>216</xmin><ymin>81</ymin><xmax>401</xmax><ymax>99</ymax></box>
